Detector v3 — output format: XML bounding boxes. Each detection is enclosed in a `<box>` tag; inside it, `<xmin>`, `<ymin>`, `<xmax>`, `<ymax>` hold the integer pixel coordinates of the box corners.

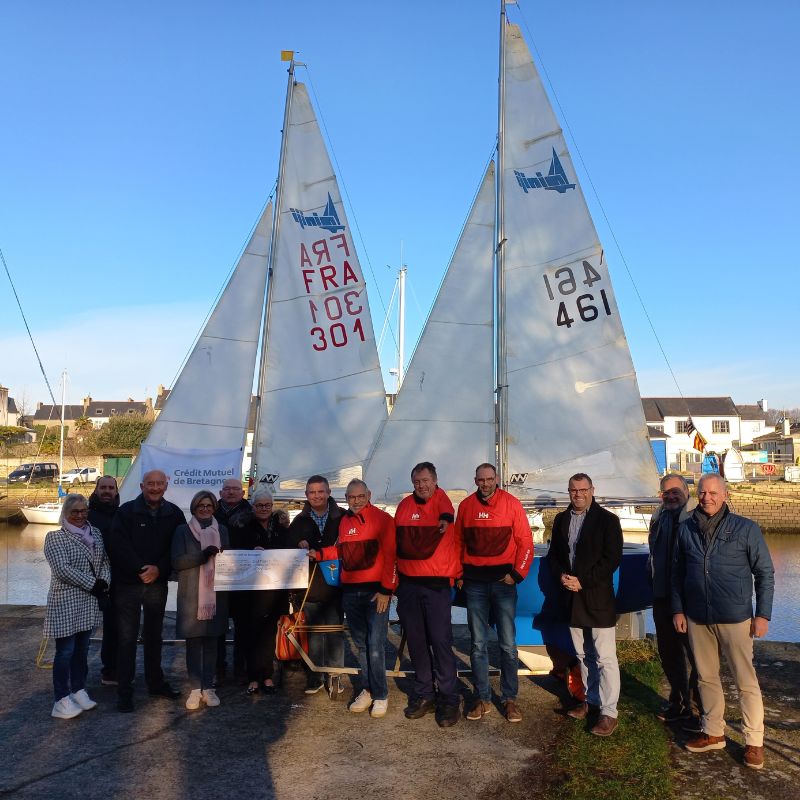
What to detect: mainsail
<box><xmin>119</xmin><ymin>204</ymin><xmax>273</xmax><ymax>507</ymax></box>
<box><xmin>500</xmin><ymin>22</ymin><xmax>658</xmax><ymax>502</ymax></box>
<box><xmin>366</xmin><ymin>16</ymin><xmax>658</xmax><ymax>507</ymax></box>
<box><xmin>252</xmin><ymin>81</ymin><xmax>387</xmax><ymax>493</ymax></box>
<box><xmin>365</xmin><ymin>165</ymin><xmax>496</xmax><ymax>502</ymax></box>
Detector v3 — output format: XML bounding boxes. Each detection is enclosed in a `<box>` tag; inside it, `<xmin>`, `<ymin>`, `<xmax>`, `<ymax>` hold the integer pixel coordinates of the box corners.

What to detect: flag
<box><xmin>685</xmin><ymin>417</ymin><xmax>707</xmax><ymax>452</ymax></box>
<box><xmin>281</xmin><ymin>50</ymin><xmax>294</xmax><ymax>62</ymax></box>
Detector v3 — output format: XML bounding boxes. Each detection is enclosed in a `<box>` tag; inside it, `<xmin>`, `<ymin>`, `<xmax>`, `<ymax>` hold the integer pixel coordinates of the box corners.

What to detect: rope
<box><xmin>36</xmin><ymin>637</ymin><xmax>53</xmax><ymax>670</ymax></box>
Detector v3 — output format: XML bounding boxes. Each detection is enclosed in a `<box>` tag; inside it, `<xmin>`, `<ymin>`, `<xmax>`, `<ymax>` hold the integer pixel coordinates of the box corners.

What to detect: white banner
<box><xmin>139</xmin><ymin>444</ymin><xmax>242</xmax><ymax>512</ymax></box>
<box><xmin>213</xmin><ymin>549</ymin><xmax>309</xmax><ymax>592</ymax></box>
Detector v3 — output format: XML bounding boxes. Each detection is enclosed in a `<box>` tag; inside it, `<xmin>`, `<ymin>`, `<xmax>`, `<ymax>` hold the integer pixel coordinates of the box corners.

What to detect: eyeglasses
<box><xmin>568</xmin><ymin>488</ymin><xmax>592</xmax><ymax>495</ymax></box>
<box><xmin>345</xmin><ymin>494</ymin><xmax>367</xmax><ymax>502</ymax></box>
<box><xmin>195</xmin><ymin>503</ymin><xmax>215</xmax><ymax>510</ymax></box>
<box><xmin>68</xmin><ymin>508</ymin><xmax>89</xmax><ymax>515</ymax></box>
<box><xmin>253</xmin><ymin>503</ymin><xmax>273</xmax><ymax>510</ymax></box>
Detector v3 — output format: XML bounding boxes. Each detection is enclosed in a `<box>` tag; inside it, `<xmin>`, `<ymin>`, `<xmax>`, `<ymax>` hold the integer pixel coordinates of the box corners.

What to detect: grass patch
<box><xmin>548</xmin><ymin>639</ymin><xmax>673</xmax><ymax>800</ymax></box>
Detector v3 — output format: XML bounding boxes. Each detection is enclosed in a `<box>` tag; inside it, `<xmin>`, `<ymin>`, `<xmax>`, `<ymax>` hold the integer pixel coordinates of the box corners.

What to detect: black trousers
<box><xmin>652</xmin><ymin>597</ymin><xmax>703</xmax><ymax>715</ymax></box>
<box><xmin>115</xmin><ymin>581</ymin><xmax>168</xmax><ymax>696</ymax></box>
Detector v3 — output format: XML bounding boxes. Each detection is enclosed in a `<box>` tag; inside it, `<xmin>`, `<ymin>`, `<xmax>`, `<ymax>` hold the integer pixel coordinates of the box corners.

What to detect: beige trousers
<box><xmin>687</xmin><ymin>618</ymin><xmax>764</xmax><ymax>746</ymax></box>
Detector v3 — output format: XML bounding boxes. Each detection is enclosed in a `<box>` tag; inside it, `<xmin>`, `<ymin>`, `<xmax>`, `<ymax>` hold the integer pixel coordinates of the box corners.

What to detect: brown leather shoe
<box><xmin>685</xmin><ymin>733</ymin><xmax>726</xmax><ymax>752</ymax></box>
<box><xmin>743</xmin><ymin>745</ymin><xmax>764</xmax><ymax>769</ymax></box>
<box><xmin>590</xmin><ymin>714</ymin><xmax>618</xmax><ymax>737</ymax></box>
<box><xmin>566</xmin><ymin>702</ymin><xmax>588</xmax><ymax>720</ymax></box>
<box><xmin>466</xmin><ymin>699</ymin><xmax>491</xmax><ymax>721</ymax></box>
<box><xmin>503</xmin><ymin>700</ymin><xmax>522</xmax><ymax>723</ymax></box>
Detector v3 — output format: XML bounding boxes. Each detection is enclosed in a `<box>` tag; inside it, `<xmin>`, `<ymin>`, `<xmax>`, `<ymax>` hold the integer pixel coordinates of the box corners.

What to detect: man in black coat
<box><xmin>549</xmin><ymin>472</ymin><xmax>623</xmax><ymax>737</ymax></box>
<box><xmin>107</xmin><ymin>469</ymin><xmax>185</xmax><ymax>712</ymax></box>
<box><xmin>88</xmin><ymin>475</ymin><xmax>120</xmax><ymax>685</ymax></box>
<box><xmin>287</xmin><ymin>475</ymin><xmax>344</xmax><ymax>698</ymax></box>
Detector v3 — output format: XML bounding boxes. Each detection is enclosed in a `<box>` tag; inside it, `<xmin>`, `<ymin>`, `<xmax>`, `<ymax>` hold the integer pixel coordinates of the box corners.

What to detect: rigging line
<box><xmin>0</xmin><ymin>246</ymin><xmax>58</xmax><ymax>407</ymax></box>
<box><xmin>377</xmin><ymin>279</ymin><xmax>399</xmax><ymax>354</ymax></box>
<box><xmin>164</xmin><ymin>189</ymin><xmax>276</xmax><ymax>391</ymax></box>
<box><xmin>301</xmin><ymin>64</ymin><xmax>397</xmax><ymax>353</ymax></box>
<box><xmin>513</xmin><ymin>2</ymin><xmax>686</xmax><ymax>401</ymax></box>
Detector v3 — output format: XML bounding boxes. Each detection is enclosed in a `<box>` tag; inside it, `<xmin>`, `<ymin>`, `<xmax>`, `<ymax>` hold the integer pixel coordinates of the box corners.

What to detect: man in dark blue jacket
<box><xmin>672</xmin><ymin>473</ymin><xmax>774</xmax><ymax>770</ymax></box>
<box><xmin>647</xmin><ymin>474</ymin><xmax>702</xmax><ymax>731</ymax></box>
<box><xmin>108</xmin><ymin>469</ymin><xmax>185</xmax><ymax>712</ymax></box>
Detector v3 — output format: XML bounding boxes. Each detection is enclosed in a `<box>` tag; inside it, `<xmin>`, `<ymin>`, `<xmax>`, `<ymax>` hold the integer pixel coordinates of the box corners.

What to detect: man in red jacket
<box><xmin>456</xmin><ymin>463</ymin><xmax>533</xmax><ymax>723</ymax></box>
<box><xmin>313</xmin><ymin>479</ymin><xmax>396</xmax><ymax>718</ymax></box>
<box><xmin>394</xmin><ymin>461</ymin><xmax>461</xmax><ymax>727</ymax></box>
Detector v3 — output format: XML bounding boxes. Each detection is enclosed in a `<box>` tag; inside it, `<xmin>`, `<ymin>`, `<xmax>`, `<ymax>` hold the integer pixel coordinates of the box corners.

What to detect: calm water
<box><xmin>1</xmin><ymin>522</ymin><xmax>797</xmax><ymax>641</ymax></box>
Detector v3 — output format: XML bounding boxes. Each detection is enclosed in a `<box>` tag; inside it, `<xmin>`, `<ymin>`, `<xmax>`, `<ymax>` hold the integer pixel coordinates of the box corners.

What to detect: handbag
<box><xmin>275</xmin><ymin>563</ymin><xmax>316</xmax><ymax>661</ymax></box>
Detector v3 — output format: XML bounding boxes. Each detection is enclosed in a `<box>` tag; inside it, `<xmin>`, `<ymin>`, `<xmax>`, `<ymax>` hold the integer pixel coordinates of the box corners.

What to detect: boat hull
<box><xmin>19</xmin><ymin>504</ymin><xmax>62</xmax><ymax>525</ymax></box>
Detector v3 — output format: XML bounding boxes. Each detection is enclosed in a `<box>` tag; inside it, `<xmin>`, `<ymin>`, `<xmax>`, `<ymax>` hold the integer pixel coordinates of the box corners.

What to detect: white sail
<box><xmin>253</xmin><ymin>82</ymin><xmax>387</xmax><ymax>493</ymax></box>
<box><xmin>501</xmin><ymin>23</ymin><xmax>658</xmax><ymax>502</ymax></box>
<box><xmin>366</xmin><ymin>165</ymin><xmax>496</xmax><ymax>503</ymax></box>
<box><xmin>119</xmin><ymin>204</ymin><xmax>273</xmax><ymax>505</ymax></box>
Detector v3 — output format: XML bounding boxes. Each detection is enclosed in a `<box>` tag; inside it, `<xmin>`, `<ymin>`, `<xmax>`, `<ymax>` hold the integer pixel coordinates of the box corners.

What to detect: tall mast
<box><xmin>496</xmin><ymin>1</ymin><xmax>508</xmax><ymax>486</ymax></box>
<box><xmin>397</xmin><ymin>261</ymin><xmax>406</xmax><ymax>391</ymax></box>
<box><xmin>252</xmin><ymin>55</ymin><xmax>297</xmax><ymax>485</ymax></box>
<box><xmin>58</xmin><ymin>369</ymin><xmax>66</xmax><ymax>482</ymax></box>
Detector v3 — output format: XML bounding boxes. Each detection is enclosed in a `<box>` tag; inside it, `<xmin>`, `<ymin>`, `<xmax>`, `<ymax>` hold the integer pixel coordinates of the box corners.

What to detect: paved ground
<box><xmin>2</xmin><ymin>606</ymin><xmax>797</xmax><ymax>800</ymax></box>
<box><xmin>0</xmin><ymin>606</ymin><xmax>566</xmax><ymax>800</ymax></box>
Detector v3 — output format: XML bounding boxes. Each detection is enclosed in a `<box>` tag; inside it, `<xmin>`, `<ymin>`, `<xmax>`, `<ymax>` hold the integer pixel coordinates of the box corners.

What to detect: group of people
<box><xmin>43</xmin><ymin>461</ymin><xmax>775</xmax><ymax>768</ymax></box>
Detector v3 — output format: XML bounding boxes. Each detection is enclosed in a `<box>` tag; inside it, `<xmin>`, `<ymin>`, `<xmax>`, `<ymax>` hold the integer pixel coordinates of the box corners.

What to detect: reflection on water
<box><xmin>0</xmin><ymin>521</ymin><xmax>178</xmax><ymax>611</ymax></box>
<box><xmin>1</xmin><ymin>523</ymin><xmax>797</xmax><ymax>640</ymax></box>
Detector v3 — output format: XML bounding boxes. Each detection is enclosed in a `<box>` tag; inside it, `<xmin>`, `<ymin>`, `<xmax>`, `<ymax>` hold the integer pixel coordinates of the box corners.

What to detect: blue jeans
<box><xmin>464</xmin><ymin>579</ymin><xmax>519</xmax><ymax>702</ymax></box>
<box><xmin>53</xmin><ymin>630</ymin><xmax>91</xmax><ymax>701</ymax></box>
<box><xmin>303</xmin><ymin>600</ymin><xmax>344</xmax><ymax>683</ymax></box>
<box><xmin>343</xmin><ymin>590</ymin><xmax>389</xmax><ymax>700</ymax></box>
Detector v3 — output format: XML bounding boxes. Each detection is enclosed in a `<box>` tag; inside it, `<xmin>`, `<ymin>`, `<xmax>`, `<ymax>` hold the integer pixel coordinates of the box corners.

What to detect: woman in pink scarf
<box><xmin>172</xmin><ymin>490</ymin><xmax>229</xmax><ymax>710</ymax></box>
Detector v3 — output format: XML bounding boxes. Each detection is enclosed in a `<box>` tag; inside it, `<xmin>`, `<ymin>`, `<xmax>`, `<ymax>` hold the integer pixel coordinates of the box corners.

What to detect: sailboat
<box><xmin>120</xmin><ymin>14</ymin><xmax>657</xmax><ymax>671</ymax></box>
<box><xmin>120</xmin><ymin>55</ymin><xmax>388</xmax><ymax>510</ymax></box>
<box><xmin>363</xmin><ymin>4</ymin><xmax>659</xmax><ymax>669</ymax></box>
<box><xmin>20</xmin><ymin>369</ymin><xmax>68</xmax><ymax>525</ymax></box>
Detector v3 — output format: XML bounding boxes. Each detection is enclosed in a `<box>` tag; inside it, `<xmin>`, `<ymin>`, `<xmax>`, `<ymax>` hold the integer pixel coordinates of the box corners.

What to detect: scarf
<box><xmin>188</xmin><ymin>516</ymin><xmax>221</xmax><ymax>621</ymax></box>
<box><xmin>63</xmin><ymin>519</ymin><xmax>95</xmax><ymax>550</ymax></box>
<box><xmin>693</xmin><ymin>503</ymin><xmax>729</xmax><ymax>547</ymax></box>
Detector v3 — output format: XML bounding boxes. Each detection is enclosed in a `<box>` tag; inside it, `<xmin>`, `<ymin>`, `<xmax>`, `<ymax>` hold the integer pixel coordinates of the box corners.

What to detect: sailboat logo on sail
<box><xmin>290</xmin><ymin>193</ymin><xmax>346</xmax><ymax>233</ymax></box>
<box><xmin>514</xmin><ymin>148</ymin><xmax>575</xmax><ymax>194</ymax></box>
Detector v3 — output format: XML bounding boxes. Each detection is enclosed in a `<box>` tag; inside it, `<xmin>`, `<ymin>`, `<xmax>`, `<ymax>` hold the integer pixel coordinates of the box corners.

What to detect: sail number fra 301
<box><xmin>542</xmin><ymin>260</ymin><xmax>612</xmax><ymax>329</ymax></box>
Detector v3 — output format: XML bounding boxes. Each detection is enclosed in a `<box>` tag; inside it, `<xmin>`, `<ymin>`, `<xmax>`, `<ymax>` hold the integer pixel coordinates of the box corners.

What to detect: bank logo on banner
<box><xmin>290</xmin><ymin>193</ymin><xmax>345</xmax><ymax>233</ymax></box>
<box><xmin>514</xmin><ymin>148</ymin><xmax>575</xmax><ymax>194</ymax></box>
<box><xmin>508</xmin><ymin>473</ymin><xmax>529</xmax><ymax>486</ymax></box>
<box><xmin>259</xmin><ymin>473</ymin><xmax>279</xmax><ymax>486</ymax></box>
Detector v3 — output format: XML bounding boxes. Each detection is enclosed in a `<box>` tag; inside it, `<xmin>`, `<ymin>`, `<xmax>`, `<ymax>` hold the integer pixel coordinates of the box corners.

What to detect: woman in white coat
<box><xmin>44</xmin><ymin>493</ymin><xmax>111</xmax><ymax>719</ymax></box>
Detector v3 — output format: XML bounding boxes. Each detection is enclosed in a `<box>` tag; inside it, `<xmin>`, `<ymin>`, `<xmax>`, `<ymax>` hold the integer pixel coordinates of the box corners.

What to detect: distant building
<box><xmin>642</xmin><ymin>397</ymin><xmax>772</xmax><ymax>472</ymax></box>
<box><xmin>0</xmin><ymin>386</ymin><xmax>20</xmax><ymax>427</ymax></box>
<box><xmin>751</xmin><ymin>420</ymin><xmax>800</xmax><ymax>464</ymax></box>
<box><xmin>33</xmin><ymin>395</ymin><xmax>154</xmax><ymax>433</ymax></box>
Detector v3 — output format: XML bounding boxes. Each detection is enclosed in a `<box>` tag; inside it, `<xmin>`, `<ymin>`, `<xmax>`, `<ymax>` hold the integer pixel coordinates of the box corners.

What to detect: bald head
<box><xmin>697</xmin><ymin>473</ymin><xmax>727</xmax><ymax>516</ymax></box>
<box><xmin>141</xmin><ymin>470</ymin><xmax>168</xmax><ymax>508</ymax></box>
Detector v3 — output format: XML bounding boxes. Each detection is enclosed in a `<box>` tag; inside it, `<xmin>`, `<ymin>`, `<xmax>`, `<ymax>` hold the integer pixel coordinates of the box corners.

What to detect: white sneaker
<box><xmin>202</xmin><ymin>688</ymin><xmax>221</xmax><ymax>707</ymax></box>
<box><xmin>370</xmin><ymin>698</ymin><xmax>389</xmax><ymax>718</ymax></box>
<box><xmin>52</xmin><ymin>696</ymin><xmax>83</xmax><ymax>719</ymax></box>
<box><xmin>349</xmin><ymin>689</ymin><xmax>372</xmax><ymax>713</ymax></box>
<box><xmin>70</xmin><ymin>689</ymin><xmax>97</xmax><ymax>711</ymax></box>
<box><xmin>185</xmin><ymin>689</ymin><xmax>202</xmax><ymax>710</ymax></box>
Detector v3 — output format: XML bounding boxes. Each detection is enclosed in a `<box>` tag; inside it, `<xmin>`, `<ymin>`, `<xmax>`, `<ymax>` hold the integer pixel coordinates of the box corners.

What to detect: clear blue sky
<box><xmin>2</xmin><ymin>0</ymin><xmax>798</xmax><ymax>413</ymax></box>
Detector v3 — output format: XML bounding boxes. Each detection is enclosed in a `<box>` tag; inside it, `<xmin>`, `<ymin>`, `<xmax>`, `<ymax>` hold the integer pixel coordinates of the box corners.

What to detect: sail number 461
<box><xmin>542</xmin><ymin>260</ymin><xmax>612</xmax><ymax>329</ymax></box>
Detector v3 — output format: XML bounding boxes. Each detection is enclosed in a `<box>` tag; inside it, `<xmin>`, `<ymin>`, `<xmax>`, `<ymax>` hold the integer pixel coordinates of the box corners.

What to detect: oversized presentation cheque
<box><xmin>213</xmin><ymin>549</ymin><xmax>309</xmax><ymax>591</ymax></box>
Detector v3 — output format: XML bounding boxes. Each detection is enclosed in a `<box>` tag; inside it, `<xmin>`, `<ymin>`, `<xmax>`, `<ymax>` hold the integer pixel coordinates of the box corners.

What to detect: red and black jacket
<box><xmin>320</xmin><ymin>503</ymin><xmax>397</xmax><ymax>595</ymax></box>
<box><xmin>456</xmin><ymin>488</ymin><xmax>533</xmax><ymax>583</ymax></box>
<box><xmin>394</xmin><ymin>487</ymin><xmax>460</xmax><ymax>587</ymax></box>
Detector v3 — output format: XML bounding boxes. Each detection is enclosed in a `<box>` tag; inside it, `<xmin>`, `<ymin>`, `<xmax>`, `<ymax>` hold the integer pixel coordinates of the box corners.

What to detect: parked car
<box><xmin>57</xmin><ymin>467</ymin><xmax>100</xmax><ymax>485</ymax></box>
<box><xmin>7</xmin><ymin>462</ymin><xmax>60</xmax><ymax>484</ymax></box>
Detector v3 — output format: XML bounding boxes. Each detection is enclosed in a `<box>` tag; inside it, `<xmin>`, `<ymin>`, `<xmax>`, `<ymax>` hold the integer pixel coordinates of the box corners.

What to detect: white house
<box><xmin>643</xmin><ymin>397</ymin><xmax>742</xmax><ymax>471</ymax></box>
